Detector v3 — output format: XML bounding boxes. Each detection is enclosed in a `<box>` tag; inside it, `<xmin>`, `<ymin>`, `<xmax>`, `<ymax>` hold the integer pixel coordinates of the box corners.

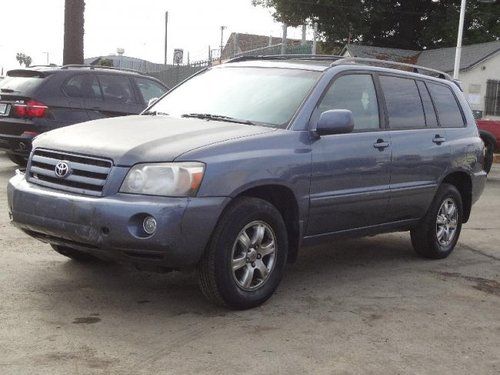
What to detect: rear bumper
<box><xmin>472</xmin><ymin>170</ymin><xmax>487</xmax><ymax>205</ymax></box>
<box><xmin>7</xmin><ymin>173</ymin><xmax>230</xmax><ymax>268</ymax></box>
<box><xmin>0</xmin><ymin>134</ymin><xmax>33</xmax><ymax>156</ymax></box>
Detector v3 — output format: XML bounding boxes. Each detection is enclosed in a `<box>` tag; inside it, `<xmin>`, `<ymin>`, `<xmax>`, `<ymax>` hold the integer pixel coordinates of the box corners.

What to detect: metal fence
<box><xmin>146</xmin><ymin>43</ymin><xmax>313</xmax><ymax>88</ymax></box>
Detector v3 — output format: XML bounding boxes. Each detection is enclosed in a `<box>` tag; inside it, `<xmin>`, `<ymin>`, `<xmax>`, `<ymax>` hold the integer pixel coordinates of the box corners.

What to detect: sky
<box><xmin>0</xmin><ymin>0</ymin><xmax>310</xmax><ymax>73</ymax></box>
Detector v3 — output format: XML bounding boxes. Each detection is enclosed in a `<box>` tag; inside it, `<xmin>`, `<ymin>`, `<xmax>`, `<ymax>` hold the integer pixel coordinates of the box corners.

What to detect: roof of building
<box><xmin>342</xmin><ymin>40</ymin><xmax>500</xmax><ymax>73</ymax></box>
<box><xmin>84</xmin><ymin>55</ymin><xmax>166</xmax><ymax>73</ymax></box>
<box><xmin>222</xmin><ymin>32</ymin><xmax>308</xmax><ymax>59</ymax></box>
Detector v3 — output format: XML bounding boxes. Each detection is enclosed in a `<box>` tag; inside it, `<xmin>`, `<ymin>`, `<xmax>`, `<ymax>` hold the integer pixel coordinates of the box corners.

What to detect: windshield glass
<box><xmin>149</xmin><ymin>67</ymin><xmax>320</xmax><ymax>127</ymax></box>
<box><xmin>0</xmin><ymin>76</ymin><xmax>45</xmax><ymax>94</ymax></box>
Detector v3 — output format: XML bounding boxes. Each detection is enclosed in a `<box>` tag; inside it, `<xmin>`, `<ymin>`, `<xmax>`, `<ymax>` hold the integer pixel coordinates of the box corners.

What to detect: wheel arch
<box><xmin>441</xmin><ymin>171</ymin><xmax>473</xmax><ymax>223</ymax></box>
<box><xmin>235</xmin><ymin>184</ymin><xmax>302</xmax><ymax>263</ymax></box>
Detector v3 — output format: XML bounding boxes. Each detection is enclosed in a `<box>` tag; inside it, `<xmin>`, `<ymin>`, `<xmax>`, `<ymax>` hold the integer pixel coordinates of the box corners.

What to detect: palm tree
<box><xmin>63</xmin><ymin>0</ymin><xmax>85</xmax><ymax>65</ymax></box>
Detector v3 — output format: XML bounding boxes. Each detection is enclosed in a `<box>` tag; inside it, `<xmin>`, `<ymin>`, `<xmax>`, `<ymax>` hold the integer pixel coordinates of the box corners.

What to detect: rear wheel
<box><xmin>198</xmin><ymin>197</ymin><xmax>288</xmax><ymax>309</ymax></box>
<box><xmin>7</xmin><ymin>153</ymin><xmax>28</xmax><ymax>167</ymax></box>
<box><xmin>410</xmin><ymin>184</ymin><xmax>463</xmax><ymax>259</ymax></box>
<box><xmin>51</xmin><ymin>245</ymin><xmax>101</xmax><ymax>262</ymax></box>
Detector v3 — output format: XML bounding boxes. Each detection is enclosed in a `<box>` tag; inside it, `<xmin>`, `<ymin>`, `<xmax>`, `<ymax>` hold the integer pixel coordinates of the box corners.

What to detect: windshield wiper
<box><xmin>143</xmin><ymin>110</ymin><xmax>169</xmax><ymax>116</ymax></box>
<box><xmin>182</xmin><ymin>113</ymin><xmax>257</xmax><ymax>126</ymax></box>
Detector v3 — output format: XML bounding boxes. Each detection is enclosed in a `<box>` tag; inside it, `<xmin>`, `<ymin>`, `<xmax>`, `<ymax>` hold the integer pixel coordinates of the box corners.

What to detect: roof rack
<box><xmin>331</xmin><ymin>57</ymin><xmax>452</xmax><ymax>80</ymax></box>
<box><xmin>60</xmin><ymin>64</ymin><xmax>145</xmax><ymax>75</ymax></box>
<box><xmin>227</xmin><ymin>54</ymin><xmax>452</xmax><ymax>81</ymax></box>
<box><xmin>227</xmin><ymin>54</ymin><xmax>345</xmax><ymax>64</ymax></box>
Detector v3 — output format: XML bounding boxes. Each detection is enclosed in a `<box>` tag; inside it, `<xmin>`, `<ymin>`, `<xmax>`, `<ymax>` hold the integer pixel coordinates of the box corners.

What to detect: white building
<box><xmin>342</xmin><ymin>41</ymin><xmax>500</xmax><ymax>120</ymax></box>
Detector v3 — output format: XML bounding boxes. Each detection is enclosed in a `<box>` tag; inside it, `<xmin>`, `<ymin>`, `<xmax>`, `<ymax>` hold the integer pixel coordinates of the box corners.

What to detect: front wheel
<box><xmin>198</xmin><ymin>197</ymin><xmax>288</xmax><ymax>309</ymax></box>
<box><xmin>410</xmin><ymin>183</ymin><xmax>463</xmax><ymax>259</ymax></box>
<box><xmin>482</xmin><ymin>138</ymin><xmax>494</xmax><ymax>174</ymax></box>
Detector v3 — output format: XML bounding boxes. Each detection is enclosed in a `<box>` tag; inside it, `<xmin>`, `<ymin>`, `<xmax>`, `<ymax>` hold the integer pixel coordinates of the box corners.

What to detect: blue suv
<box><xmin>7</xmin><ymin>56</ymin><xmax>487</xmax><ymax>309</ymax></box>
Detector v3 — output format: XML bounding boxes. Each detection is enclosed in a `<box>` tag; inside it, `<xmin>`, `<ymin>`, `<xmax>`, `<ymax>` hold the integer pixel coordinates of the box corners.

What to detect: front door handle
<box><xmin>433</xmin><ymin>135</ymin><xmax>446</xmax><ymax>145</ymax></box>
<box><xmin>373</xmin><ymin>139</ymin><xmax>390</xmax><ymax>150</ymax></box>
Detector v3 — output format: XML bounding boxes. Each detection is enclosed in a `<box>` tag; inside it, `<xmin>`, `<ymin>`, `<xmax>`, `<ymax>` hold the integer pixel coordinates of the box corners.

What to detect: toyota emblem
<box><xmin>54</xmin><ymin>161</ymin><xmax>71</xmax><ymax>178</ymax></box>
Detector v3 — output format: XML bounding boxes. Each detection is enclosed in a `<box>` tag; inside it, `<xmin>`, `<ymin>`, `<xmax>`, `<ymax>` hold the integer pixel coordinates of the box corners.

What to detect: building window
<box><xmin>485</xmin><ymin>80</ymin><xmax>500</xmax><ymax>116</ymax></box>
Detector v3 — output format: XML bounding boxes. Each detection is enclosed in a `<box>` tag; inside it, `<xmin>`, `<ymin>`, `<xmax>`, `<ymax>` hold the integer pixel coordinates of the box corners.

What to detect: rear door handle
<box><xmin>433</xmin><ymin>135</ymin><xmax>446</xmax><ymax>145</ymax></box>
<box><xmin>373</xmin><ymin>139</ymin><xmax>390</xmax><ymax>150</ymax></box>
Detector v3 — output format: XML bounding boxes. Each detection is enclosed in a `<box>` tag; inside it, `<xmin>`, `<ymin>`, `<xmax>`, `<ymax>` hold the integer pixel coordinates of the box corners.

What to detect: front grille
<box><xmin>27</xmin><ymin>149</ymin><xmax>113</xmax><ymax>196</ymax></box>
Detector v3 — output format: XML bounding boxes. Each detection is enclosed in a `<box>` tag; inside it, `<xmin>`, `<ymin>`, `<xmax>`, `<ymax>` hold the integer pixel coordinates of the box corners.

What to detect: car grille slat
<box><xmin>27</xmin><ymin>149</ymin><xmax>112</xmax><ymax>196</ymax></box>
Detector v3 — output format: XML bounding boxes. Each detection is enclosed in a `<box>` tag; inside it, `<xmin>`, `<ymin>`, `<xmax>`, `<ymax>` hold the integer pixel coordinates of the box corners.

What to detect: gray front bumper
<box><xmin>7</xmin><ymin>173</ymin><xmax>229</xmax><ymax>267</ymax></box>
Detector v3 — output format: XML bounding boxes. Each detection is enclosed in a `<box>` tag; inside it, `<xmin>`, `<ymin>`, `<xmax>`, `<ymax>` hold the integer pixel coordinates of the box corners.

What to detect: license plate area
<box><xmin>0</xmin><ymin>103</ymin><xmax>10</xmax><ymax>116</ymax></box>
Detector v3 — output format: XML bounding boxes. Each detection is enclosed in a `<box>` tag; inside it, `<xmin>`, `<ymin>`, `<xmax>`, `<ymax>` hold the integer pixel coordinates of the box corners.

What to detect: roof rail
<box><xmin>227</xmin><ymin>54</ymin><xmax>345</xmax><ymax>64</ymax></box>
<box><xmin>60</xmin><ymin>64</ymin><xmax>145</xmax><ymax>75</ymax></box>
<box><xmin>331</xmin><ymin>57</ymin><xmax>452</xmax><ymax>80</ymax></box>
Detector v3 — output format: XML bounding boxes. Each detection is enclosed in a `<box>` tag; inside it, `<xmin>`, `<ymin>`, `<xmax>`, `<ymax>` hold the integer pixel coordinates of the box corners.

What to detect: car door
<box><xmin>380</xmin><ymin>75</ymin><xmax>451</xmax><ymax>222</ymax></box>
<box><xmin>87</xmin><ymin>73</ymin><xmax>143</xmax><ymax>119</ymax></box>
<box><xmin>307</xmin><ymin>73</ymin><xmax>392</xmax><ymax>236</ymax></box>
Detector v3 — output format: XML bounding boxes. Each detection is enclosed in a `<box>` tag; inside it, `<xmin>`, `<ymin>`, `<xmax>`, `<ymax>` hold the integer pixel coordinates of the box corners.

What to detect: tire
<box><xmin>51</xmin><ymin>245</ymin><xmax>101</xmax><ymax>262</ymax></box>
<box><xmin>7</xmin><ymin>153</ymin><xmax>28</xmax><ymax>167</ymax></box>
<box><xmin>198</xmin><ymin>197</ymin><xmax>288</xmax><ymax>309</ymax></box>
<box><xmin>410</xmin><ymin>183</ymin><xmax>463</xmax><ymax>259</ymax></box>
<box><xmin>482</xmin><ymin>138</ymin><xmax>494</xmax><ymax>174</ymax></box>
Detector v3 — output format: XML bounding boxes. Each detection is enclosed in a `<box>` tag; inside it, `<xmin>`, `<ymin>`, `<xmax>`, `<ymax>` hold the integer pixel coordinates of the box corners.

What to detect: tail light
<box><xmin>13</xmin><ymin>100</ymin><xmax>48</xmax><ymax>118</ymax></box>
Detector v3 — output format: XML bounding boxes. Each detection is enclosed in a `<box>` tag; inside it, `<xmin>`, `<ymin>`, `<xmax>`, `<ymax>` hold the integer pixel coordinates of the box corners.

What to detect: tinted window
<box><xmin>380</xmin><ymin>76</ymin><xmax>425</xmax><ymax>129</ymax></box>
<box><xmin>135</xmin><ymin>77</ymin><xmax>167</xmax><ymax>103</ymax></box>
<box><xmin>417</xmin><ymin>81</ymin><xmax>438</xmax><ymax>127</ymax></box>
<box><xmin>0</xmin><ymin>76</ymin><xmax>44</xmax><ymax>94</ymax></box>
<box><xmin>98</xmin><ymin>75</ymin><xmax>135</xmax><ymax>103</ymax></box>
<box><xmin>427</xmin><ymin>83</ymin><xmax>464</xmax><ymax>128</ymax></box>
<box><xmin>63</xmin><ymin>74</ymin><xmax>102</xmax><ymax>99</ymax></box>
<box><xmin>316</xmin><ymin>74</ymin><xmax>380</xmax><ymax>130</ymax></box>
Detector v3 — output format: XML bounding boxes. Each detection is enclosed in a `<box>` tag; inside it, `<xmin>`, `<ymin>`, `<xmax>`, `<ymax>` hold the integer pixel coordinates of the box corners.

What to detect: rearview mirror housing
<box><xmin>315</xmin><ymin>109</ymin><xmax>355</xmax><ymax>136</ymax></box>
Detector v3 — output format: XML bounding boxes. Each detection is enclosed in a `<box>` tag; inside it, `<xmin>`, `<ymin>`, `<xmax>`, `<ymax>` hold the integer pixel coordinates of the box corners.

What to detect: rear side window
<box><xmin>98</xmin><ymin>74</ymin><xmax>136</xmax><ymax>103</ymax></box>
<box><xmin>63</xmin><ymin>74</ymin><xmax>102</xmax><ymax>99</ymax></box>
<box><xmin>135</xmin><ymin>77</ymin><xmax>167</xmax><ymax>104</ymax></box>
<box><xmin>427</xmin><ymin>83</ymin><xmax>464</xmax><ymax>128</ymax></box>
<box><xmin>417</xmin><ymin>81</ymin><xmax>438</xmax><ymax>127</ymax></box>
<box><xmin>316</xmin><ymin>74</ymin><xmax>380</xmax><ymax>131</ymax></box>
<box><xmin>380</xmin><ymin>76</ymin><xmax>425</xmax><ymax>129</ymax></box>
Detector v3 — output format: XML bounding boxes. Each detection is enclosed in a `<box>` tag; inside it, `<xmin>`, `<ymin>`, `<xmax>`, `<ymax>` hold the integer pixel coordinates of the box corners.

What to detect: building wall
<box><xmin>459</xmin><ymin>52</ymin><xmax>500</xmax><ymax>120</ymax></box>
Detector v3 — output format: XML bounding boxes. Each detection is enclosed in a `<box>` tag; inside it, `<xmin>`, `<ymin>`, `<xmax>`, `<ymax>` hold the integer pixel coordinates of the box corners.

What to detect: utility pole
<box><xmin>164</xmin><ymin>11</ymin><xmax>169</xmax><ymax>65</ymax></box>
<box><xmin>281</xmin><ymin>24</ymin><xmax>287</xmax><ymax>55</ymax></box>
<box><xmin>453</xmin><ymin>0</ymin><xmax>466</xmax><ymax>79</ymax></box>
<box><xmin>43</xmin><ymin>52</ymin><xmax>49</xmax><ymax>65</ymax></box>
<box><xmin>312</xmin><ymin>22</ymin><xmax>318</xmax><ymax>55</ymax></box>
<box><xmin>219</xmin><ymin>26</ymin><xmax>226</xmax><ymax>63</ymax></box>
<box><xmin>301</xmin><ymin>25</ymin><xmax>307</xmax><ymax>45</ymax></box>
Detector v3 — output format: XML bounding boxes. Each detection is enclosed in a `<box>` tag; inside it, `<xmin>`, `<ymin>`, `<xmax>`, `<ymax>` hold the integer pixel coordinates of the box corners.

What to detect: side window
<box><xmin>316</xmin><ymin>74</ymin><xmax>380</xmax><ymax>131</ymax></box>
<box><xmin>90</xmin><ymin>75</ymin><xmax>103</xmax><ymax>100</ymax></box>
<box><xmin>427</xmin><ymin>83</ymin><xmax>465</xmax><ymax>128</ymax></box>
<box><xmin>62</xmin><ymin>74</ymin><xmax>92</xmax><ymax>98</ymax></box>
<box><xmin>135</xmin><ymin>77</ymin><xmax>167</xmax><ymax>104</ymax></box>
<box><xmin>380</xmin><ymin>76</ymin><xmax>425</xmax><ymax>129</ymax></box>
<box><xmin>98</xmin><ymin>74</ymin><xmax>136</xmax><ymax>104</ymax></box>
<box><xmin>417</xmin><ymin>81</ymin><xmax>438</xmax><ymax>127</ymax></box>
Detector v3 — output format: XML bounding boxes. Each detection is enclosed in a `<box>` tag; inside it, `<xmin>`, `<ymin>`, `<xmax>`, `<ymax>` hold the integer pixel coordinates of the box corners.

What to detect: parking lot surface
<box><xmin>0</xmin><ymin>152</ymin><xmax>499</xmax><ymax>374</ymax></box>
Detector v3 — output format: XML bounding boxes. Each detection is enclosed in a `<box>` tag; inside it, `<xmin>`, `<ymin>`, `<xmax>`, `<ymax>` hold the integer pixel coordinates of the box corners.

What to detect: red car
<box><xmin>477</xmin><ymin>119</ymin><xmax>499</xmax><ymax>174</ymax></box>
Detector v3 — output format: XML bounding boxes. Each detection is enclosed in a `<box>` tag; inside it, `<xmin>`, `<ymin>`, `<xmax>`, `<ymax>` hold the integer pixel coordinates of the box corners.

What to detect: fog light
<box><xmin>143</xmin><ymin>216</ymin><xmax>157</xmax><ymax>235</ymax></box>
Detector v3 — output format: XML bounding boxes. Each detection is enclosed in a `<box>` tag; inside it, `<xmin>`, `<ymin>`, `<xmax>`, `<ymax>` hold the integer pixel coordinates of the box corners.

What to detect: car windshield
<box><xmin>148</xmin><ymin>66</ymin><xmax>320</xmax><ymax>128</ymax></box>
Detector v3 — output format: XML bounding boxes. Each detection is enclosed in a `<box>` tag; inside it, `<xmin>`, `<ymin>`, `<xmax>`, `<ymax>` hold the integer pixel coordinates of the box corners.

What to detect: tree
<box><xmin>15</xmin><ymin>53</ymin><xmax>32</xmax><ymax>67</ymax></box>
<box><xmin>253</xmin><ymin>0</ymin><xmax>500</xmax><ymax>50</ymax></box>
<box><xmin>63</xmin><ymin>0</ymin><xmax>85</xmax><ymax>65</ymax></box>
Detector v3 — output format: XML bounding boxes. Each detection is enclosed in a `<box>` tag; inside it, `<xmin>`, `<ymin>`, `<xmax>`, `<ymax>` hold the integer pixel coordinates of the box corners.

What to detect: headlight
<box><xmin>120</xmin><ymin>162</ymin><xmax>205</xmax><ymax>197</ymax></box>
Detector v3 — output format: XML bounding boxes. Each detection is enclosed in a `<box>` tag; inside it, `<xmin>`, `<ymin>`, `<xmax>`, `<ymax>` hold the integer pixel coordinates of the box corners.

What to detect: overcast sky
<box><xmin>0</xmin><ymin>0</ymin><xmax>310</xmax><ymax>73</ymax></box>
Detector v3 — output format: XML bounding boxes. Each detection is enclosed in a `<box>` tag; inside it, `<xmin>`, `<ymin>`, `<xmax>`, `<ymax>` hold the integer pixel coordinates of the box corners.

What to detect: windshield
<box><xmin>148</xmin><ymin>67</ymin><xmax>320</xmax><ymax>127</ymax></box>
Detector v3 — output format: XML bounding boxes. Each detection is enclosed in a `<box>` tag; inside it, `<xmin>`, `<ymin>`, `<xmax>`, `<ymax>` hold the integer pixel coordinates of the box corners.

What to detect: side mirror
<box><xmin>315</xmin><ymin>109</ymin><xmax>354</xmax><ymax>136</ymax></box>
<box><xmin>148</xmin><ymin>97</ymin><xmax>159</xmax><ymax>107</ymax></box>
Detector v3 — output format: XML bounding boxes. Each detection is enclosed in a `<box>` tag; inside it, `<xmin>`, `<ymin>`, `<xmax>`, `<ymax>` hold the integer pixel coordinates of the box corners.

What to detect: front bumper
<box><xmin>7</xmin><ymin>173</ymin><xmax>229</xmax><ymax>268</ymax></box>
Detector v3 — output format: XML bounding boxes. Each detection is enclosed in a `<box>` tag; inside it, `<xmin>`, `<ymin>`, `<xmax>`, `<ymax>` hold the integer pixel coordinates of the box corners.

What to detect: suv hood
<box><xmin>33</xmin><ymin>115</ymin><xmax>275</xmax><ymax>165</ymax></box>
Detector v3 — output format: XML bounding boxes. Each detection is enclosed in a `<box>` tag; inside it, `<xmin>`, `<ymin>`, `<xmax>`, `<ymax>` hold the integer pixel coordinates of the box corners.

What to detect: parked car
<box><xmin>476</xmin><ymin>119</ymin><xmax>500</xmax><ymax>174</ymax></box>
<box><xmin>0</xmin><ymin>65</ymin><xmax>168</xmax><ymax>166</ymax></box>
<box><xmin>7</xmin><ymin>56</ymin><xmax>486</xmax><ymax>309</ymax></box>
